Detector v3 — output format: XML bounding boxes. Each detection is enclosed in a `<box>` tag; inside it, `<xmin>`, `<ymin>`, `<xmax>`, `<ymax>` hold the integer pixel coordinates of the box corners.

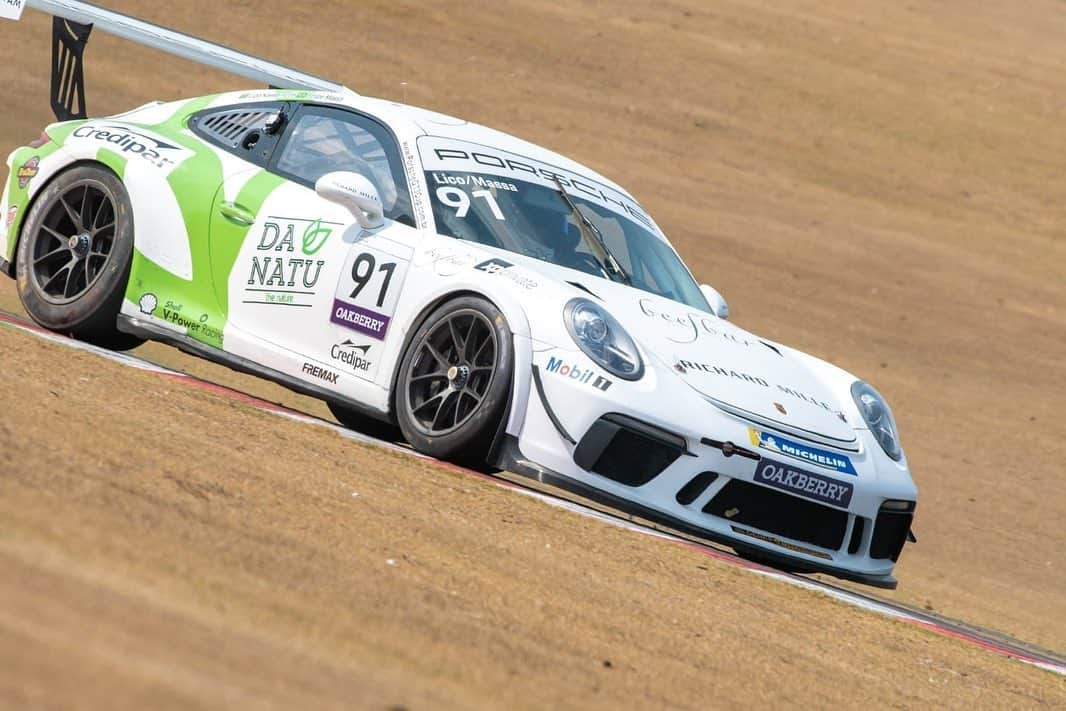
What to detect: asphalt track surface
<box><xmin>2</xmin><ymin>309</ymin><xmax>1061</xmax><ymax>678</ymax></box>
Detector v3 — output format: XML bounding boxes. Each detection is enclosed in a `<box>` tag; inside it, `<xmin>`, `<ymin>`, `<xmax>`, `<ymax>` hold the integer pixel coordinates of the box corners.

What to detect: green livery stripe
<box><xmin>95</xmin><ymin>149</ymin><xmax>127</xmax><ymax>180</ymax></box>
<box><xmin>210</xmin><ymin>170</ymin><xmax>286</xmax><ymax>312</ymax></box>
<box><xmin>119</xmin><ymin>94</ymin><xmax>280</xmax><ymax>351</ymax></box>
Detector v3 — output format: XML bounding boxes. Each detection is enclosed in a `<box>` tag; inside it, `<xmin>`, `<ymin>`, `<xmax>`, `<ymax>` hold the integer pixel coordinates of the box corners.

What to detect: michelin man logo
<box><xmin>139</xmin><ymin>293</ymin><xmax>158</xmax><ymax>315</ymax></box>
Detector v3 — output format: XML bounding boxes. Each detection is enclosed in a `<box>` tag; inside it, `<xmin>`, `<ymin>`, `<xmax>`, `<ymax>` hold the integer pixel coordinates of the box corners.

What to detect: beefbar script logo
<box><xmin>545</xmin><ymin>356</ymin><xmax>612</xmax><ymax>392</ymax></box>
<box><xmin>753</xmin><ymin>457</ymin><xmax>854</xmax><ymax>508</ymax></box>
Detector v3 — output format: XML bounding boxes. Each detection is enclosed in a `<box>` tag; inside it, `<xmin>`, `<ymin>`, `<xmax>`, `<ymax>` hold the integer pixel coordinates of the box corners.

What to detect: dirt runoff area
<box><xmin>1</xmin><ymin>0</ymin><xmax>1065</xmax><ymax>707</ymax></box>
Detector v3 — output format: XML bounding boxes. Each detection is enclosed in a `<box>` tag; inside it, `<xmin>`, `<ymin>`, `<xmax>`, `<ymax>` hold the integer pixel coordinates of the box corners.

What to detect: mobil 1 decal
<box><xmin>331</xmin><ymin>235</ymin><xmax>411</xmax><ymax>342</ymax></box>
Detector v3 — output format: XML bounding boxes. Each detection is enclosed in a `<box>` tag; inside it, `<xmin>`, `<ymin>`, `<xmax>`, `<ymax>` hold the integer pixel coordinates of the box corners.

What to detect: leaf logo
<box><xmin>301</xmin><ymin>219</ymin><xmax>332</xmax><ymax>255</ymax></box>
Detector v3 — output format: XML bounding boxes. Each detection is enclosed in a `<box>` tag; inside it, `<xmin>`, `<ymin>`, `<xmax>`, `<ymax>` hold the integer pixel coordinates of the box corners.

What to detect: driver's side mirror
<box><xmin>700</xmin><ymin>284</ymin><xmax>730</xmax><ymax>319</ymax></box>
<box><xmin>315</xmin><ymin>171</ymin><xmax>384</xmax><ymax>229</ymax></box>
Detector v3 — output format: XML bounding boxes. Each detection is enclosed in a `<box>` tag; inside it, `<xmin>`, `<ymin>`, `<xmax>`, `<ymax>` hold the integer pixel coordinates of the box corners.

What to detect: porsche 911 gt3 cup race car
<box><xmin>1</xmin><ymin>0</ymin><xmax>917</xmax><ymax>587</ymax></box>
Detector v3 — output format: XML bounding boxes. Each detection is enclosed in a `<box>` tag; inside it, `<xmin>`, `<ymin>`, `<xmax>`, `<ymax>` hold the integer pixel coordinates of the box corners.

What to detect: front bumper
<box><xmin>511</xmin><ymin>347</ymin><xmax>918</xmax><ymax>587</ymax></box>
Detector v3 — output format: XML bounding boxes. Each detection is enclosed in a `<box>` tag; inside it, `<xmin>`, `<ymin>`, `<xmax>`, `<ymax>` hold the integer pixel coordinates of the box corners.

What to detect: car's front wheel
<box><xmin>395</xmin><ymin>296</ymin><xmax>513</xmax><ymax>466</ymax></box>
<box><xmin>15</xmin><ymin>164</ymin><xmax>143</xmax><ymax>350</ymax></box>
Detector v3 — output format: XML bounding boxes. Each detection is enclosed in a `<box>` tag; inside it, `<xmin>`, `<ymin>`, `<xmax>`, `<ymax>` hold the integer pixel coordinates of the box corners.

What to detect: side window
<box><xmin>189</xmin><ymin>102</ymin><xmax>290</xmax><ymax>168</ymax></box>
<box><xmin>272</xmin><ymin>107</ymin><xmax>414</xmax><ymax>226</ymax></box>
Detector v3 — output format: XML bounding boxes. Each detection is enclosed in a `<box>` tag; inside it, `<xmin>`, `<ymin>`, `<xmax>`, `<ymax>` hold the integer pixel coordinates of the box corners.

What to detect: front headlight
<box><xmin>564</xmin><ymin>299</ymin><xmax>644</xmax><ymax>380</ymax></box>
<box><xmin>851</xmin><ymin>381</ymin><xmax>902</xmax><ymax>461</ymax></box>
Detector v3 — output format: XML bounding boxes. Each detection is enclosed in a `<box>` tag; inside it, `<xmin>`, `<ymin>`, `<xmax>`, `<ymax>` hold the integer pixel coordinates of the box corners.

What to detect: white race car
<box><xmin>1</xmin><ymin>1</ymin><xmax>917</xmax><ymax>587</ymax></box>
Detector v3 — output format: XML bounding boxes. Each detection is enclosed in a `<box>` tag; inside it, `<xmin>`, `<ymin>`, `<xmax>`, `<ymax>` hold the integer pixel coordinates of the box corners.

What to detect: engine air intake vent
<box><xmin>194</xmin><ymin>109</ymin><xmax>279</xmax><ymax>148</ymax></box>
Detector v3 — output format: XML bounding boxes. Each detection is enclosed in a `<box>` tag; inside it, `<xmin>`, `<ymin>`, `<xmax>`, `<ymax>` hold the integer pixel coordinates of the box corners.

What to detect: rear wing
<box><xmin>2</xmin><ymin>0</ymin><xmax>345</xmax><ymax>121</ymax></box>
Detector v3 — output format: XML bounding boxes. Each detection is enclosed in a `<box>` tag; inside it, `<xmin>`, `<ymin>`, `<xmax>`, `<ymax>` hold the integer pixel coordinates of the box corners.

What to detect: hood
<box><xmin>445</xmin><ymin>246</ymin><xmax>857</xmax><ymax>445</ymax></box>
<box><xmin>527</xmin><ymin>264</ymin><xmax>856</xmax><ymax>444</ymax></box>
<box><xmin>619</xmin><ymin>289</ymin><xmax>856</xmax><ymax>443</ymax></box>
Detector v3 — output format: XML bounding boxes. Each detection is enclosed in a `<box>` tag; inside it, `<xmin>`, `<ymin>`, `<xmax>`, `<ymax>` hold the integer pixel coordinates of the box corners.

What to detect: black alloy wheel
<box><xmin>30</xmin><ymin>181</ymin><xmax>115</xmax><ymax>303</ymax></box>
<box><xmin>396</xmin><ymin>296</ymin><xmax>514</xmax><ymax>465</ymax></box>
<box><xmin>15</xmin><ymin>164</ymin><xmax>143</xmax><ymax>350</ymax></box>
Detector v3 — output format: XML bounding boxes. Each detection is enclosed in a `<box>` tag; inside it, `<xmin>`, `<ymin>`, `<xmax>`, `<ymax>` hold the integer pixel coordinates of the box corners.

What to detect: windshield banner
<box><xmin>417</xmin><ymin>136</ymin><xmax>658</xmax><ymax>233</ymax></box>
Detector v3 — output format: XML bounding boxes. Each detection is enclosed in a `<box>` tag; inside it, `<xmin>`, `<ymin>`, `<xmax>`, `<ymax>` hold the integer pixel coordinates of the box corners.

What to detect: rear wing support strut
<box><xmin>51</xmin><ymin>16</ymin><xmax>92</xmax><ymax>121</ymax></box>
<box><xmin>11</xmin><ymin>0</ymin><xmax>345</xmax><ymax>121</ymax></box>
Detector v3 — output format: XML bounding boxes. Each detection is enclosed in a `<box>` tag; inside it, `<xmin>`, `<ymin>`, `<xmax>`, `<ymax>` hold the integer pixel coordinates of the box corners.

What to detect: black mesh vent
<box><xmin>703</xmin><ymin>479</ymin><xmax>848</xmax><ymax>551</ymax></box>
<box><xmin>676</xmin><ymin>472</ymin><xmax>719</xmax><ymax>505</ymax></box>
<box><xmin>196</xmin><ymin>109</ymin><xmax>277</xmax><ymax>148</ymax></box>
<box><xmin>870</xmin><ymin>507</ymin><xmax>914</xmax><ymax>562</ymax></box>
<box><xmin>848</xmin><ymin>516</ymin><xmax>866</xmax><ymax>555</ymax></box>
<box><xmin>573</xmin><ymin>414</ymin><xmax>685</xmax><ymax>487</ymax></box>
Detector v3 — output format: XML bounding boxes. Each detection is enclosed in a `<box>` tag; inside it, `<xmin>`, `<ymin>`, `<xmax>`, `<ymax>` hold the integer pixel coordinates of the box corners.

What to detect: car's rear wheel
<box><xmin>396</xmin><ymin>296</ymin><xmax>513</xmax><ymax>465</ymax></box>
<box><xmin>15</xmin><ymin>164</ymin><xmax>143</xmax><ymax>350</ymax></box>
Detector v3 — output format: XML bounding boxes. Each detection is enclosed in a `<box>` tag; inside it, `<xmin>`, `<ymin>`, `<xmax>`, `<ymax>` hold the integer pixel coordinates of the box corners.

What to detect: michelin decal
<box><xmin>749</xmin><ymin>428</ymin><xmax>857</xmax><ymax>475</ymax></box>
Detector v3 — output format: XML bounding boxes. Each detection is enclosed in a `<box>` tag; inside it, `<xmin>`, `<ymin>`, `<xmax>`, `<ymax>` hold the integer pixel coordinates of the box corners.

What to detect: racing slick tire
<box><xmin>396</xmin><ymin>296</ymin><xmax>514</xmax><ymax>466</ymax></box>
<box><xmin>15</xmin><ymin>164</ymin><xmax>143</xmax><ymax>351</ymax></box>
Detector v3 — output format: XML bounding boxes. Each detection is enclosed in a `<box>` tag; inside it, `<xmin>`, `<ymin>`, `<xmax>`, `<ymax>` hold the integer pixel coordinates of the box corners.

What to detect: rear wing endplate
<box><xmin>3</xmin><ymin>0</ymin><xmax>344</xmax><ymax>121</ymax></box>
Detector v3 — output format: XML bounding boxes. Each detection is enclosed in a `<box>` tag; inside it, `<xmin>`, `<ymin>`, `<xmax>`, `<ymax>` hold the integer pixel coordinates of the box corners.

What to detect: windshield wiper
<box><xmin>553</xmin><ymin>177</ymin><xmax>631</xmax><ymax>285</ymax></box>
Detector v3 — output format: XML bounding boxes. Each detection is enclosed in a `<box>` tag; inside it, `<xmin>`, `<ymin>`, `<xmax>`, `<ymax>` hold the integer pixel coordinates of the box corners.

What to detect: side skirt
<box><xmin>117</xmin><ymin>314</ymin><xmax>392</xmax><ymax>424</ymax></box>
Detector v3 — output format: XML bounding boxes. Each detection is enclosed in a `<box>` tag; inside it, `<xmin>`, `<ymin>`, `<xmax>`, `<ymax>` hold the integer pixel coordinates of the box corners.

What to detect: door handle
<box><xmin>218</xmin><ymin>202</ymin><xmax>256</xmax><ymax>227</ymax></box>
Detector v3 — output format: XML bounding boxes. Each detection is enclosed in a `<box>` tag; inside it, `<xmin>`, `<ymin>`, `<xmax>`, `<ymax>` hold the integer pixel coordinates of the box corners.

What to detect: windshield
<box><xmin>424</xmin><ymin>169</ymin><xmax>708</xmax><ymax>310</ymax></box>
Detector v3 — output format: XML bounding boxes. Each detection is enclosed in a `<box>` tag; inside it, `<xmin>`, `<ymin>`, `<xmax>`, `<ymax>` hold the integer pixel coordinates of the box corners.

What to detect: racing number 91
<box><xmin>435</xmin><ymin>187</ymin><xmax>506</xmax><ymax>221</ymax></box>
<box><xmin>350</xmin><ymin>252</ymin><xmax>396</xmax><ymax>308</ymax></box>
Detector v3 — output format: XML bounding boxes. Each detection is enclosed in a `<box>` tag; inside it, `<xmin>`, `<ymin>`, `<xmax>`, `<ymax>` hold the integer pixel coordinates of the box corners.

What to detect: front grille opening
<box><xmin>870</xmin><ymin>504</ymin><xmax>914</xmax><ymax>562</ymax></box>
<box><xmin>848</xmin><ymin>516</ymin><xmax>866</xmax><ymax>555</ymax></box>
<box><xmin>704</xmin><ymin>479</ymin><xmax>848</xmax><ymax>551</ymax></box>
<box><xmin>573</xmin><ymin>414</ymin><xmax>685</xmax><ymax>487</ymax></box>
<box><xmin>676</xmin><ymin>472</ymin><xmax>719</xmax><ymax>505</ymax></box>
